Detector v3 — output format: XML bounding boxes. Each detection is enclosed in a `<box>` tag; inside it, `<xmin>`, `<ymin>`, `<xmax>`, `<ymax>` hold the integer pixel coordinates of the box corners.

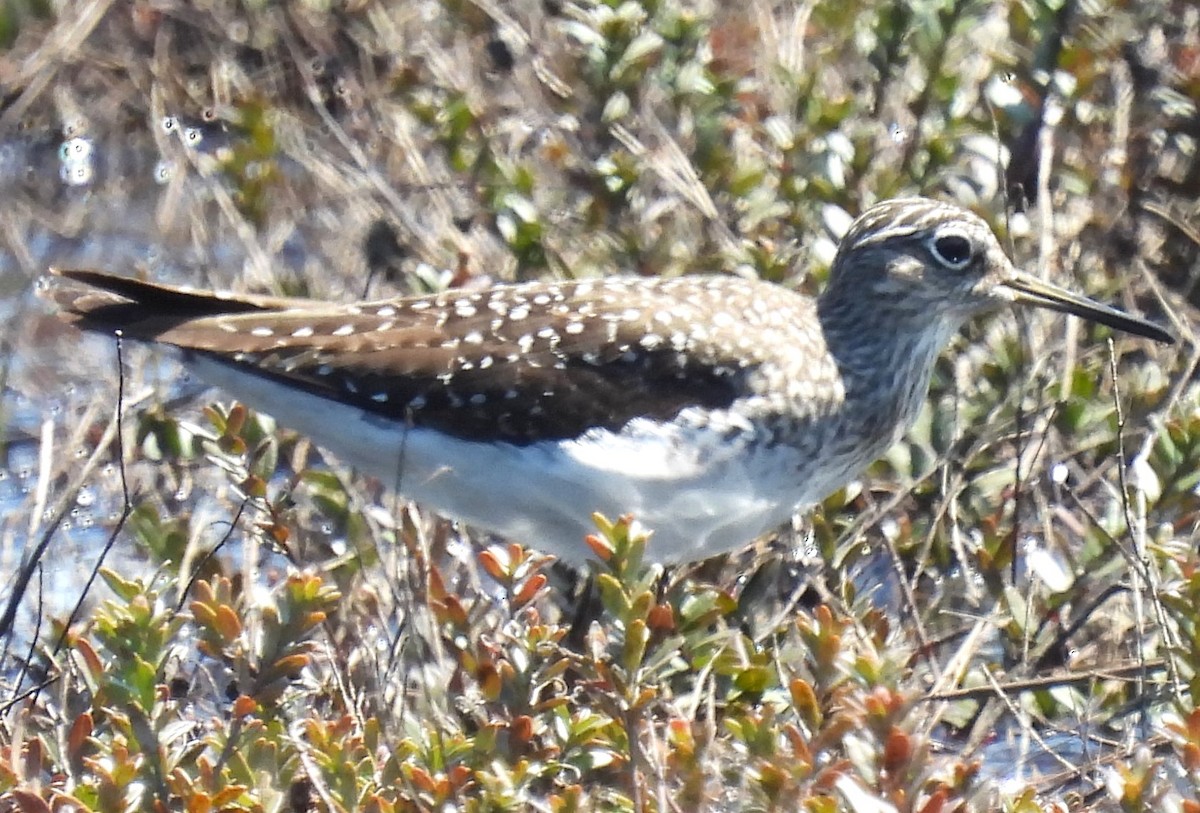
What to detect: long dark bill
<box><xmin>1002</xmin><ymin>272</ymin><xmax>1174</xmax><ymax>345</ymax></box>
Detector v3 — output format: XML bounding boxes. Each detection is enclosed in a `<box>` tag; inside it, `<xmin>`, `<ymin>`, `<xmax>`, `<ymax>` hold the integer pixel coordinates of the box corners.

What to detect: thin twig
<box><xmin>924</xmin><ymin>657</ymin><xmax>1168</xmax><ymax>703</ymax></box>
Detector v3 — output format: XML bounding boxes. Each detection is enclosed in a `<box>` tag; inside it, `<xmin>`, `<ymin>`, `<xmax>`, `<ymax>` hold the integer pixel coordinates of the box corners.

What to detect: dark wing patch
<box><xmin>44</xmin><ymin>270</ymin><xmax>768</xmax><ymax>444</ymax></box>
<box><xmin>198</xmin><ymin>280</ymin><xmax>758</xmax><ymax>443</ymax></box>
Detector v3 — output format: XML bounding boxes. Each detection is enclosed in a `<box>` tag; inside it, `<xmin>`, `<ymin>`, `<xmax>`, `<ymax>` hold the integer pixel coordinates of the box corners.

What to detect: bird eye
<box><xmin>932</xmin><ymin>233</ymin><xmax>973</xmax><ymax>268</ymax></box>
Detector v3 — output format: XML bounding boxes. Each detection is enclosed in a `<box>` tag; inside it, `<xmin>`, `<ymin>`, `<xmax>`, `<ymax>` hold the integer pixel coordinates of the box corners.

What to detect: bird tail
<box><xmin>38</xmin><ymin>268</ymin><xmax>305</xmax><ymax>341</ymax></box>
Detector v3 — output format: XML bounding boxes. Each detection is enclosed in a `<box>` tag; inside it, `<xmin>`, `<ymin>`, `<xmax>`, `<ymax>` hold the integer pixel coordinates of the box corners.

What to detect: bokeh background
<box><xmin>0</xmin><ymin>0</ymin><xmax>1198</xmax><ymax>809</ymax></box>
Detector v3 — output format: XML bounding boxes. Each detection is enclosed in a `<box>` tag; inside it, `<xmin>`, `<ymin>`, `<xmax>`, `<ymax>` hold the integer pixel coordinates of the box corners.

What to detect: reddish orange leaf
<box><xmin>514</xmin><ymin>574</ymin><xmax>547</xmax><ymax>608</ymax></box>
<box><xmin>477</xmin><ymin>549</ymin><xmax>507</xmax><ymax>581</ymax></box>
<box><xmin>647</xmin><ymin>603</ymin><xmax>674</xmax><ymax>632</ymax></box>
<box><xmin>584</xmin><ymin>534</ymin><xmax>613</xmax><ymax>561</ymax></box>
<box><xmin>882</xmin><ymin>727</ymin><xmax>912</xmax><ymax>773</ymax></box>
<box><xmin>233</xmin><ymin>695</ymin><xmax>258</xmax><ymax>717</ymax></box>
<box><xmin>67</xmin><ymin>712</ymin><xmax>93</xmax><ymax>761</ymax></box>
<box><xmin>214</xmin><ymin>605</ymin><xmax>242</xmax><ymax>641</ymax></box>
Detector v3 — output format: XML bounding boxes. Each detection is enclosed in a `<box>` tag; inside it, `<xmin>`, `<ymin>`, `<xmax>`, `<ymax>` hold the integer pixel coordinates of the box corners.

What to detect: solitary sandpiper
<box><xmin>41</xmin><ymin>198</ymin><xmax>1174</xmax><ymax>564</ymax></box>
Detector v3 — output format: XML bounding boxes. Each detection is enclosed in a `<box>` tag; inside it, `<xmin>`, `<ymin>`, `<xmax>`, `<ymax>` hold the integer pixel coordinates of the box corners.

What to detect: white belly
<box><xmin>191</xmin><ymin>356</ymin><xmax>820</xmax><ymax>564</ymax></box>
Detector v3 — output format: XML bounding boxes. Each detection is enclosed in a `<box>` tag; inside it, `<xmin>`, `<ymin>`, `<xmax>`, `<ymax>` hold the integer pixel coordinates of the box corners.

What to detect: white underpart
<box><xmin>189</xmin><ymin>356</ymin><xmax>812</xmax><ymax>565</ymax></box>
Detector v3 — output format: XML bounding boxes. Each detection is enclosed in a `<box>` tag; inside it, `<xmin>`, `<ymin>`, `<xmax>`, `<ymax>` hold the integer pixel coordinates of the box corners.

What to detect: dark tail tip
<box><xmin>38</xmin><ymin>268</ymin><xmax>270</xmax><ymax>339</ymax></box>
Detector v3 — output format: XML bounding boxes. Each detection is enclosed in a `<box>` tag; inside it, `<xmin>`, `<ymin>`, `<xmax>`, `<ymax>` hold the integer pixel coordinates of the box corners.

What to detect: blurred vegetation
<box><xmin>0</xmin><ymin>0</ymin><xmax>1198</xmax><ymax>810</ymax></box>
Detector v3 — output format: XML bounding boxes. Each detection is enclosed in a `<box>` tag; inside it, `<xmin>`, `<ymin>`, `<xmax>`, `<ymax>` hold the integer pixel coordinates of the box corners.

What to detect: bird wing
<box><xmin>42</xmin><ymin>269</ymin><xmax>770</xmax><ymax>444</ymax></box>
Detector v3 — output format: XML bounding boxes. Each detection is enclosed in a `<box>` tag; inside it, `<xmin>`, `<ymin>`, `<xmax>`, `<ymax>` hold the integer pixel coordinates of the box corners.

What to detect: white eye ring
<box><xmin>929</xmin><ymin>230</ymin><xmax>974</xmax><ymax>269</ymax></box>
